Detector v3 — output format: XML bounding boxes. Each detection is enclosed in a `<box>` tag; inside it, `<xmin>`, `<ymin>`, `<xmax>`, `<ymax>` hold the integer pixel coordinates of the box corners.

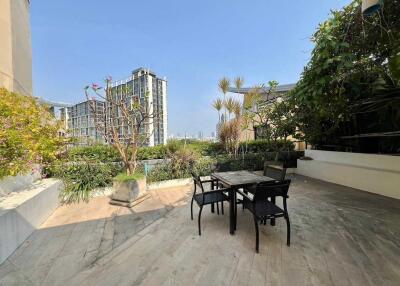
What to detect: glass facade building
<box><xmin>66</xmin><ymin>100</ymin><xmax>106</xmax><ymax>145</ymax></box>
<box><xmin>108</xmin><ymin>68</ymin><xmax>168</xmax><ymax>146</ymax></box>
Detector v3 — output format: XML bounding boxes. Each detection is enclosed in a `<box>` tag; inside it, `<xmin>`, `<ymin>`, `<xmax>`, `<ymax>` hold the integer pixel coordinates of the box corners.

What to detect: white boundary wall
<box><xmin>296</xmin><ymin>150</ymin><xmax>400</xmax><ymax>199</ymax></box>
<box><xmin>0</xmin><ymin>179</ymin><xmax>62</xmax><ymax>264</ymax></box>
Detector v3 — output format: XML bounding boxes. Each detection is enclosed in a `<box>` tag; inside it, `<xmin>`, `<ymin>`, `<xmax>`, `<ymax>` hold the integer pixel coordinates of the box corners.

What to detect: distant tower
<box><xmin>109</xmin><ymin>68</ymin><xmax>168</xmax><ymax>146</ymax></box>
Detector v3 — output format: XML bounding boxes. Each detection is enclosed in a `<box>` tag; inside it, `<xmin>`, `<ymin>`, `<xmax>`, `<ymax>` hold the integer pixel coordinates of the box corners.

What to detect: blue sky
<box><xmin>31</xmin><ymin>0</ymin><xmax>350</xmax><ymax>137</ymax></box>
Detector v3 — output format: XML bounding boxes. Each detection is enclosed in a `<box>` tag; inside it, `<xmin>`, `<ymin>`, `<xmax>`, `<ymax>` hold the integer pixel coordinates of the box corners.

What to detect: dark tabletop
<box><xmin>211</xmin><ymin>170</ymin><xmax>275</xmax><ymax>187</ymax></box>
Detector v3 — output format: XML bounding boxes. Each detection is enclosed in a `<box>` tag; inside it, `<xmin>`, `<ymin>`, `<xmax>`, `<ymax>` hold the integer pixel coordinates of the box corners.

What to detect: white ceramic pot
<box><xmin>362</xmin><ymin>0</ymin><xmax>381</xmax><ymax>15</ymax></box>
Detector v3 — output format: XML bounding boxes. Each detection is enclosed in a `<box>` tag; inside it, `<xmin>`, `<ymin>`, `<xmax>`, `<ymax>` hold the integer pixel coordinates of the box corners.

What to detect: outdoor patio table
<box><xmin>211</xmin><ymin>170</ymin><xmax>275</xmax><ymax>235</ymax></box>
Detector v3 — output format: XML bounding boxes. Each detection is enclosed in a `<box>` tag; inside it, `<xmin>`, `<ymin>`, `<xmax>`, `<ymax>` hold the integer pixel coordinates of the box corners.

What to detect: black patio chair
<box><xmin>241</xmin><ymin>165</ymin><xmax>287</xmax><ymax>213</ymax></box>
<box><xmin>264</xmin><ymin>165</ymin><xmax>287</xmax><ymax>181</ymax></box>
<box><xmin>190</xmin><ymin>173</ymin><xmax>230</xmax><ymax>235</ymax></box>
<box><xmin>238</xmin><ymin>180</ymin><xmax>291</xmax><ymax>253</ymax></box>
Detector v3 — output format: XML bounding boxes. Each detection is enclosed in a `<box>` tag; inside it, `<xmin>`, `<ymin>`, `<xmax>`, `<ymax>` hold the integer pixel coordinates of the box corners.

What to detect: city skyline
<box><xmin>31</xmin><ymin>0</ymin><xmax>350</xmax><ymax>136</ymax></box>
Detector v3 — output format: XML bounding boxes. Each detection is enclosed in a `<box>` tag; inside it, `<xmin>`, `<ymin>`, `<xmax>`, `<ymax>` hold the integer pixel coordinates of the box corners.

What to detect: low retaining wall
<box><xmin>0</xmin><ymin>166</ymin><xmax>41</xmax><ymax>197</ymax></box>
<box><xmin>296</xmin><ymin>150</ymin><xmax>400</xmax><ymax>199</ymax></box>
<box><xmin>147</xmin><ymin>178</ymin><xmax>192</xmax><ymax>191</ymax></box>
<box><xmin>0</xmin><ymin>178</ymin><xmax>63</xmax><ymax>264</ymax></box>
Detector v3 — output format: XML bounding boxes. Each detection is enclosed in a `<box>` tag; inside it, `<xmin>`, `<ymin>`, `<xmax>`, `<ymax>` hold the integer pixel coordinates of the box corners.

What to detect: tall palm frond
<box><xmin>233</xmin><ymin>100</ymin><xmax>242</xmax><ymax>118</ymax></box>
<box><xmin>219</xmin><ymin>77</ymin><xmax>230</xmax><ymax>119</ymax></box>
<box><xmin>218</xmin><ymin>77</ymin><xmax>230</xmax><ymax>94</ymax></box>
<box><xmin>225</xmin><ymin>97</ymin><xmax>236</xmax><ymax>120</ymax></box>
<box><xmin>234</xmin><ymin>77</ymin><xmax>244</xmax><ymax>90</ymax></box>
<box><xmin>212</xmin><ymin>99</ymin><xmax>223</xmax><ymax>123</ymax></box>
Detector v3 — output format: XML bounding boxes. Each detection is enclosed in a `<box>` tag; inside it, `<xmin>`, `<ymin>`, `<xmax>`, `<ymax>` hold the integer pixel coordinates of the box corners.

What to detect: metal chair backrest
<box><xmin>191</xmin><ymin>172</ymin><xmax>205</xmax><ymax>194</ymax></box>
<box><xmin>253</xmin><ymin>180</ymin><xmax>291</xmax><ymax>202</ymax></box>
<box><xmin>264</xmin><ymin>165</ymin><xmax>287</xmax><ymax>181</ymax></box>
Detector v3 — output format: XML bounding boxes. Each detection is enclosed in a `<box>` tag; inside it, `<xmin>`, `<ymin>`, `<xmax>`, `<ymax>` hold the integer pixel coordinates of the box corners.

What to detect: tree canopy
<box><xmin>291</xmin><ymin>0</ymin><xmax>400</xmax><ymax>153</ymax></box>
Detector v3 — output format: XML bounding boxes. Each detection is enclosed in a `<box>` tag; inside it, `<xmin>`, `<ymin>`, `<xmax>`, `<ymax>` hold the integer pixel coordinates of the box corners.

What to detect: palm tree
<box><xmin>218</xmin><ymin>77</ymin><xmax>230</xmax><ymax>119</ymax></box>
<box><xmin>233</xmin><ymin>100</ymin><xmax>242</xmax><ymax>118</ymax></box>
<box><xmin>234</xmin><ymin>77</ymin><xmax>244</xmax><ymax>91</ymax></box>
<box><xmin>212</xmin><ymin>98</ymin><xmax>223</xmax><ymax>123</ymax></box>
<box><xmin>225</xmin><ymin>97</ymin><xmax>235</xmax><ymax>120</ymax></box>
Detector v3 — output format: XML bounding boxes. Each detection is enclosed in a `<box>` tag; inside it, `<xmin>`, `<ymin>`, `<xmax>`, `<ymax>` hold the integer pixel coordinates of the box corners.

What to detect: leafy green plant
<box><xmin>114</xmin><ymin>172</ymin><xmax>145</xmax><ymax>182</ymax></box>
<box><xmin>239</xmin><ymin>140</ymin><xmax>294</xmax><ymax>153</ymax></box>
<box><xmin>291</xmin><ymin>0</ymin><xmax>400</xmax><ymax>153</ymax></box>
<box><xmin>0</xmin><ymin>88</ymin><xmax>64</xmax><ymax>179</ymax></box>
<box><xmin>67</xmin><ymin>144</ymin><xmax>120</xmax><ymax>162</ymax></box>
<box><xmin>66</xmin><ymin>144</ymin><xmax>167</xmax><ymax>162</ymax></box>
<box><xmin>51</xmin><ymin>161</ymin><xmax>122</xmax><ymax>204</ymax></box>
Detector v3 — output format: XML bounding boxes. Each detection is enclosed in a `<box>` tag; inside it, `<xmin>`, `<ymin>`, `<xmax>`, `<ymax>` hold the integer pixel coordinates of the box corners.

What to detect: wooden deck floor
<box><xmin>1</xmin><ymin>175</ymin><xmax>400</xmax><ymax>286</ymax></box>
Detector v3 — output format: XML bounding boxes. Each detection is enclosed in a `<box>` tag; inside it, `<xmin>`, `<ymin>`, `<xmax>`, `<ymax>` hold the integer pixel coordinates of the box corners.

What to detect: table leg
<box><xmin>271</xmin><ymin>196</ymin><xmax>276</xmax><ymax>226</ymax></box>
<box><xmin>234</xmin><ymin>189</ymin><xmax>237</xmax><ymax>231</ymax></box>
<box><xmin>229</xmin><ymin>189</ymin><xmax>235</xmax><ymax>235</ymax></box>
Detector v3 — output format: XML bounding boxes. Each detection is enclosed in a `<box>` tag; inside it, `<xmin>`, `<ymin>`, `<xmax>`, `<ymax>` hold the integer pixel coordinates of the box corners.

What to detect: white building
<box><xmin>109</xmin><ymin>68</ymin><xmax>168</xmax><ymax>146</ymax></box>
<box><xmin>65</xmin><ymin>100</ymin><xmax>106</xmax><ymax>145</ymax></box>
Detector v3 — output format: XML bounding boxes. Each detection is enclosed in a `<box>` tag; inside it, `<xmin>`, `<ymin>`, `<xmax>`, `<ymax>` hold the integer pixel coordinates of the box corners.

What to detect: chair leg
<box><xmin>190</xmin><ymin>197</ymin><xmax>194</xmax><ymax>220</ymax></box>
<box><xmin>198</xmin><ymin>206</ymin><xmax>203</xmax><ymax>236</ymax></box>
<box><xmin>217</xmin><ymin>203</ymin><xmax>220</xmax><ymax>215</ymax></box>
<box><xmin>285</xmin><ymin>214</ymin><xmax>291</xmax><ymax>246</ymax></box>
<box><xmin>253</xmin><ymin>215</ymin><xmax>259</xmax><ymax>253</ymax></box>
<box><xmin>221</xmin><ymin>201</ymin><xmax>224</xmax><ymax>215</ymax></box>
<box><xmin>270</xmin><ymin>197</ymin><xmax>276</xmax><ymax>226</ymax></box>
<box><xmin>211</xmin><ymin>203</ymin><xmax>215</xmax><ymax>213</ymax></box>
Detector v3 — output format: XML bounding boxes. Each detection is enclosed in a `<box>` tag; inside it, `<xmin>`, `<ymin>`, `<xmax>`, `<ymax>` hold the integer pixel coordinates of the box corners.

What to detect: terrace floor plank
<box><xmin>1</xmin><ymin>175</ymin><xmax>399</xmax><ymax>286</ymax></box>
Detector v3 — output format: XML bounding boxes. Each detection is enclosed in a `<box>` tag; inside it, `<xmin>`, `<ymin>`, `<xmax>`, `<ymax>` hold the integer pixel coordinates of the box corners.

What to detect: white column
<box><xmin>162</xmin><ymin>80</ymin><xmax>168</xmax><ymax>145</ymax></box>
<box><xmin>147</xmin><ymin>75</ymin><xmax>155</xmax><ymax>146</ymax></box>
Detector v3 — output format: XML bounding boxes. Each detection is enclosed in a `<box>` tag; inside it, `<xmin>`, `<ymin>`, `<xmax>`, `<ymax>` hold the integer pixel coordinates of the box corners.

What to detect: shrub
<box><xmin>0</xmin><ymin>88</ymin><xmax>63</xmax><ymax>179</ymax></box>
<box><xmin>137</xmin><ymin>145</ymin><xmax>167</xmax><ymax>160</ymax></box>
<box><xmin>114</xmin><ymin>172</ymin><xmax>145</xmax><ymax>182</ymax></box>
<box><xmin>50</xmin><ymin>161</ymin><xmax>123</xmax><ymax>204</ymax></box>
<box><xmin>239</xmin><ymin>140</ymin><xmax>295</xmax><ymax>153</ymax></box>
<box><xmin>66</xmin><ymin>144</ymin><xmax>167</xmax><ymax>162</ymax></box>
<box><xmin>147</xmin><ymin>155</ymin><xmax>216</xmax><ymax>183</ymax></box>
<box><xmin>67</xmin><ymin>144</ymin><xmax>119</xmax><ymax>162</ymax></box>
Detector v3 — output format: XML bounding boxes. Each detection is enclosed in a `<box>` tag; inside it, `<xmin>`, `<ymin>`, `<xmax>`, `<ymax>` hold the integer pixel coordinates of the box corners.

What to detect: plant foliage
<box><xmin>291</xmin><ymin>0</ymin><xmax>400</xmax><ymax>153</ymax></box>
<box><xmin>0</xmin><ymin>88</ymin><xmax>63</xmax><ymax>178</ymax></box>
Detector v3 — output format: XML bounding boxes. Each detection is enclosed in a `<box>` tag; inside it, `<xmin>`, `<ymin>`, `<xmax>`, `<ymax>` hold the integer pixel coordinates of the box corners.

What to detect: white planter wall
<box><xmin>296</xmin><ymin>150</ymin><xmax>400</xmax><ymax>199</ymax></box>
<box><xmin>0</xmin><ymin>178</ymin><xmax>63</xmax><ymax>264</ymax></box>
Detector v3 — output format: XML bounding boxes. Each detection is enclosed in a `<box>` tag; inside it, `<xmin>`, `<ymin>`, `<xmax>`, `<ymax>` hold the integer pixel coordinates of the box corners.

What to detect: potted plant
<box><xmin>85</xmin><ymin>77</ymin><xmax>157</xmax><ymax>207</ymax></box>
<box><xmin>111</xmin><ymin>173</ymin><xmax>147</xmax><ymax>207</ymax></box>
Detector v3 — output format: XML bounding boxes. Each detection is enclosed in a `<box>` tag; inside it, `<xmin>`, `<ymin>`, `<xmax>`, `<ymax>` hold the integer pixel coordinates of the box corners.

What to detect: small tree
<box><xmin>212</xmin><ymin>98</ymin><xmax>223</xmax><ymax>123</ymax></box>
<box><xmin>242</xmin><ymin>81</ymin><xmax>279</xmax><ymax>141</ymax></box>
<box><xmin>242</xmin><ymin>81</ymin><xmax>297</xmax><ymax>154</ymax></box>
<box><xmin>213</xmin><ymin>78</ymin><xmax>243</xmax><ymax>157</ymax></box>
<box><xmin>85</xmin><ymin>77</ymin><xmax>156</xmax><ymax>175</ymax></box>
<box><xmin>0</xmin><ymin>88</ymin><xmax>63</xmax><ymax>178</ymax></box>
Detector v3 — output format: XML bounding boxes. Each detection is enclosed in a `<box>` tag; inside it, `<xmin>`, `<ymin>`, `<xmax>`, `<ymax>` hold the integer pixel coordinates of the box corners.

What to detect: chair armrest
<box><xmin>201</xmin><ymin>178</ymin><xmax>219</xmax><ymax>184</ymax></box>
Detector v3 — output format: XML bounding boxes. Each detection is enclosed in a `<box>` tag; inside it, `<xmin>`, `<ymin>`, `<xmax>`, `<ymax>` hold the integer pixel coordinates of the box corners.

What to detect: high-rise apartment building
<box><xmin>108</xmin><ymin>68</ymin><xmax>168</xmax><ymax>146</ymax></box>
<box><xmin>65</xmin><ymin>100</ymin><xmax>106</xmax><ymax>145</ymax></box>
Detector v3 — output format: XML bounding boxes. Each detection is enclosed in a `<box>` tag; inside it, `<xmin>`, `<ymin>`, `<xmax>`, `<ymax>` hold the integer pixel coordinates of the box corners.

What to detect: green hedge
<box><xmin>64</xmin><ymin>140</ymin><xmax>295</xmax><ymax>163</ymax></box>
<box><xmin>147</xmin><ymin>157</ymin><xmax>216</xmax><ymax>183</ymax></box>
<box><xmin>146</xmin><ymin>150</ymin><xmax>303</xmax><ymax>183</ymax></box>
<box><xmin>239</xmin><ymin>140</ymin><xmax>295</xmax><ymax>153</ymax></box>
<box><xmin>66</xmin><ymin>144</ymin><xmax>167</xmax><ymax>162</ymax></box>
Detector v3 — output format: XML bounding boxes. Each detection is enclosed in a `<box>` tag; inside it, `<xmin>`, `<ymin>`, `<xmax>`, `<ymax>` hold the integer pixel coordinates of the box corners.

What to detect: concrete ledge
<box><xmin>147</xmin><ymin>178</ymin><xmax>192</xmax><ymax>191</ymax></box>
<box><xmin>0</xmin><ymin>165</ymin><xmax>41</xmax><ymax>197</ymax></box>
<box><xmin>0</xmin><ymin>178</ymin><xmax>63</xmax><ymax>264</ymax></box>
<box><xmin>296</xmin><ymin>150</ymin><xmax>400</xmax><ymax>199</ymax></box>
